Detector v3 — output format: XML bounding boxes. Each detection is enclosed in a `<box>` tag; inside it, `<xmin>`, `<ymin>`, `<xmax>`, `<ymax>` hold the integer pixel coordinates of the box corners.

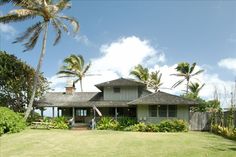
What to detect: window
<box><xmin>159</xmin><ymin>105</ymin><xmax>167</xmax><ymax>117</ymax></box>
<box><xmin>158</xmin><ymin>105</ymin><xmax>177</xmax><ymax>117</ymax></box>
<box><xmin>113</xmin><ymin>87</ymin><xmax>120</xmax><ymax>93</ymax></box>
<box><xmin>149</xmin><ymin>105</ymin><xmax>157</xmax><ymax>117</ymax></box>
<box><xmin>76</xmin><ymin>109</ymin><xmax>87</xmax><ymax>116</ymax></box>
<box><xmin>168</xmin><ymin>105</ymin><xmax>177</xmax><ymax>117</ymax></box>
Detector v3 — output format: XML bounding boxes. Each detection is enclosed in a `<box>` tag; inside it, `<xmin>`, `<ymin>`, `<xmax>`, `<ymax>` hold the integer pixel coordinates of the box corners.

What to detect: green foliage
<box><xmin>211</xmin><ymin>125</ymin><xmax>236</xmax><ymax>140</ymax></box>
<box><xmin>124</xmin><ymin>122</ymin><xmax>147</xmax><ymax>132</ymax></box>
<box><xmin>51</xmin><ymin>117</ymin><xmax>69</xmax><ymax>129</ymax></box>
<box><xmin>26</xmin><ymin>112</ymin><xmax>42</xmax><ymax>125</ymax></box>
<box><xmin>97</xmin><ymin>117</ymin><xmax>119</xmax><ymax>130</ymax></box>
<box><xmin>117</xmin><ymin>117</ymin><xmax>137</xmax><ymax>129</ymax></box>
<box><xmin>159</xmin><ymin>119</ymin><xmax>189</xmax><ymax>132</ymax></box>
<box><xmin>0</xmin><ymin>107</ymin><xmax>26</xmax><ymax>136</ymax></box>
<box><xmin>0</xmin><ymin>51</ymin><xmax>49</xmax><ymax>112</ymax></box>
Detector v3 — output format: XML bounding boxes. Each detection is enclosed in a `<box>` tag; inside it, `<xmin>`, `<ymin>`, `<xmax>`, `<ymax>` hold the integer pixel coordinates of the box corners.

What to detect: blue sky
<box><xmin>0</xmin><ymin>0</ymin><xmax>236</xmax><ymax>107</ymax></box>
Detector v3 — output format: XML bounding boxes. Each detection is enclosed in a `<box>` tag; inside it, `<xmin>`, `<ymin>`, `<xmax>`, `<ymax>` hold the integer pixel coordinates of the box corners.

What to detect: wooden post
<box><xmin>72</xmin><ymin>107</ymin><xmax>75</xmax><ymax>125</ymax></box>
<box><xmin>115</xmin><ymin>107</ymin><xmax>117</xmax><ymax>120</ymax></box>
<box><xmin>52</xmin><ymin>107</ymin><xmax>54</xmax><ymax>118</ymax></box>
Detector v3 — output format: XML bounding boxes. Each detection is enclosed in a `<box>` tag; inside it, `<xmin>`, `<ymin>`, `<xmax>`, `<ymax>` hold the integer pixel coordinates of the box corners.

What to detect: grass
<box><xmin>0</xmin><ymin>129</ymin><xmax>236</xmax><ymax>157</ymax></box>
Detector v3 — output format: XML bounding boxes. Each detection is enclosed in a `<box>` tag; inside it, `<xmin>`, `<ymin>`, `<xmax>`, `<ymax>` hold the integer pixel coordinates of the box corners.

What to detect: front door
<box><xmin>75</xmin><ymin>108</ymin><xmax>88</xmax><ymax>123</ymax></box>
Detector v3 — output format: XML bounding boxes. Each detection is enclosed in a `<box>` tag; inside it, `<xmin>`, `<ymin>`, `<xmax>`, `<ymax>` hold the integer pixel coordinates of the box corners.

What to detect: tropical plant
<box><xmin>0</xmin><ymin>0</ymin><xmax>79</xmax><ymax>119</ymax></box>
<box><xmin>172</xmin><ymin>62</ymin><xmax>204</xmax><ymax>94</ymax></box>
<box><xmin>148</xmin><ymin>71</ymin><xmax>163</xmax><ymax>92</ymax></box>
<box><xmin>0</xmin><ymin>107</ymin><xmax>26</xmax><ymax>136</ymax></box>
<box><xmin>130</xmin><ymin>64</ymin><xmax>149</xmax><ymax>84</ymax></box>
<box><xmin>188</xmin><ymin>82</ymin><xmax>205</xmax><ymax>96</ymax></box>
<box><xmin>57</xmin><ymin>54</ymin><xmax>91</xmax><ymax>92</ymax></box>
<box><xmin>0</xmin><ymin>51</ymin><xmax>49</xmax><ymax>112</ymax></box>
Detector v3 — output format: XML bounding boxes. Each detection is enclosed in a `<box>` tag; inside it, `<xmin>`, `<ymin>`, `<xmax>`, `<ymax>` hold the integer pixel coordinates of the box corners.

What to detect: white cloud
<box><xmin>0</xmin><ymin>23</ymin><xmax>16</xmax><ymax>38</ymax></box>
<box><xmin>47</xmin><ymin>36</ymin><xmax>235</xmax><ymax>108</ymax></box>
<box><xmin>218</xmin><ymin>58</ymin><xmax>236</xmax><ymax>73</ymax></box>
<box><xmin>74</xmin><ymin>34</ymin><xmax>90</xmax><ymax>46</ymax></box>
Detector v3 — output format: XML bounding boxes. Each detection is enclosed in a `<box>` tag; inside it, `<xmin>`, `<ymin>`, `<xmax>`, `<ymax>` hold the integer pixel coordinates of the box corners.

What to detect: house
<box><xmin>36</xmin><ymin>78</ymin><xmax>197</xmax><ymax>125</ymax></box>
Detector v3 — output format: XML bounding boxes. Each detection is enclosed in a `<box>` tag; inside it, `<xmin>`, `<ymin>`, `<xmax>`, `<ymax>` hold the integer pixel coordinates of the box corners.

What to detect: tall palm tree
<box><xmin>0</xmin><ymin>0</ymin><xmax>79</xmax><ymax>119</ymax></box>
<box><xmin>171</xmin><ymin>62</ymin><xmax>204</xmax><ymax>94</ymax></box>
<box><xmin>188</xmin><ymin>82</ymin><xmax>205</xmax><ymax>96</ymax></box>
<box><xmin>57</xmin><ymin>54</ymin><xmax>91</xmax><ymax>92</ymax></box>
<box><xmin>148</xmin><ymin>71</ymin><xmax>163</xmax><ymax>92</ymax></box>
<box><xmin>130</xmin><ymin>64</ymin><xmax>149</xmax><ymax>85</ymax></box>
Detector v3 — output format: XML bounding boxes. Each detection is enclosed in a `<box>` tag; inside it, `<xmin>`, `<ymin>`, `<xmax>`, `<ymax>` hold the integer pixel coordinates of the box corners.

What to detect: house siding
<box><xmin>104</xmin><ymin>86</ymin><xmax>138</xmax><ymax>101</ymax></box>
<box><xmin>136</xmin><ymin>105</ymin><xmax>190</xmax><ymax>123</ymax></box>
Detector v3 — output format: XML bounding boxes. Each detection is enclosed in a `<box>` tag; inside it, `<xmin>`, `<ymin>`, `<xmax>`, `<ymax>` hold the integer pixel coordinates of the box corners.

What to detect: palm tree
<box><xmin>188</xmin><ymin>82</ymin><xmax>205</xmax><ymax>96</ymax></box>
<box><xmin>57</xmin><ymin>54</ymin><xmax>91</xmax><ymax>92</ymax></box>
<box><xmin>171</xmin><ymin>62</ymin><xmax>204</xmax><ymax>94</ymax></box>
<box><xmin>0</xmin><ymin>0</ymin><xmax>79</xmax><ymax>119</ymax></box>
<box><xmin>148</xmin><ymin>71</ymin><xmax>163</xmax><ymax>92</ymax></box>
<box><xmin>130</xmin><ymin>64</ymin><xmax>149</xmax><ymax>85</ymax></box>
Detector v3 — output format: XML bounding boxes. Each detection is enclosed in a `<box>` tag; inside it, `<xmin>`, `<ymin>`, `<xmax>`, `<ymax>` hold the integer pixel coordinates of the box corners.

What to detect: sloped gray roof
<box><xmin>36</xmin><ymin>92</ymin><xmax>98</xmax><ymax>107</ymax></box>
<box><xmin>95</xmin><ymin>78</ymin><xmax>145</xmax><ymax>89</ymax></box>
<box><xmin>128</xmin><ymin>91</ymin><xmax>198</xmax><ymax>105</ymax></box>
<box><xmin>36</xmin><ymin>92</ymin><xmax>129</xmax><ymax>107</ymax></box>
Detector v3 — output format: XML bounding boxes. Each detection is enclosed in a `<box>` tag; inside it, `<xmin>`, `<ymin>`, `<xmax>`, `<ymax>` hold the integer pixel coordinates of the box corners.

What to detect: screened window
<box><xmin>113</xmin><ymin>87</ymin><xmax>120</xmax><ymax>93</ymax></box>
<box><xmin>168</xmin><ymin>105</ymin><xmax>177</xmax><ymax>117</ymax></box>
<box><xmin>159</xmin><ymin>105</ymin><xmax>167</xmax><ymax>117</ymax></box>
<box><xmin>149</xmin><ymin>105</ymin><xmax>157</xmax><ymax>117</ymax></box>
<box><xmin>76</xmin><ymin>109</ymin><xmax>87</xmax><ymax>116</ymax></box>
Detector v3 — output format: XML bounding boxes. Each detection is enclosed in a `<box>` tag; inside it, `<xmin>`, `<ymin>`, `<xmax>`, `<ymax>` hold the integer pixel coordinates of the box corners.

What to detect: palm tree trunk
<box><xmin>80</xmin><ymin>79</ymin><xmax>83</xmax><ymax>92</ymax></box>
<box><xmin>24</xmin><ymin>22</ymin><xmax>49</xmax><ymax>120</ymax></box>
<box><xmin>186</xmin><ymin>79</ymin><xmax>189</xmax><ymax>94</ymax></box>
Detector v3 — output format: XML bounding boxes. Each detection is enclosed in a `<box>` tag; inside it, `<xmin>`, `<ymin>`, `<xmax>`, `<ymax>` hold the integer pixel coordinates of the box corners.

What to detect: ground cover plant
<box><xmin>0</xmin><ymin>107</ymin><xmax>26</xmax><ymax>136</ymax></box>
<box><xmin>1</xmin><ymin>129</ymin><xmax>236</xmax><ymax>157</ymax></box>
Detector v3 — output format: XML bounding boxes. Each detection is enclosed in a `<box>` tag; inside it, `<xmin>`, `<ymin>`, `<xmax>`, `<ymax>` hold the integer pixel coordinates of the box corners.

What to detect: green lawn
<box><xmin>0</xmin><ymin>129</ymin><xmax>236</xmax><ymax>157</ymax></box>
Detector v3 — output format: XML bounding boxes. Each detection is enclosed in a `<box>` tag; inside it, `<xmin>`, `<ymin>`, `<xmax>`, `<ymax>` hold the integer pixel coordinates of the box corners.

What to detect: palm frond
<box><xmin>54</xmin><ymin>18</ymin><xmax>68</xmax><ymax>33</ymax></box>
<box><xmin>171</xmin><ymin>79</ymin><xmax>185</xmax><ymax>89</ymax></box>
<box><xmin>23</xmin><ymin>22</ymin><xmax>46</xmax><ymax>51</ymax></box>
<box><xmin>13</xmin><ymin>21</ymin><xmax>43</xmax><ymax>43</ymax></box>
<box><xmin>82</xmin><ymin>63</ymin><xmax>91</xmax><ymax>76</ymax></box>
<box><xmin>58</xmin><ymin>15</ymin><xmax>79</xmax><ymax>33</ymax></box>
<box><xmin>51</xmin><ymin>19</ymin><xmax>62</xmax><ymax>46</ymax></box>
<box><xmin>190</xmin><ymin>62</ymin><xmax>196</xmax><ymax>73</ymax></box>
<box><xmin>56</xmin><ymin>0</ymin><xmax>71</xmax><ymax>11</ymax></box>
<box><xmin>57</xmin><ymin>70</ymin><xmax>77</xmax><ymax>77</ymax></box>
<box><xmin>0</xmin><ymin>13</ymin><xmax>36</xmax><ymax>24</ymax></box>
<box><xmin>191</xmin><ymin>69</ymin><xmax>204</xmax><ymax>76</ymax></box>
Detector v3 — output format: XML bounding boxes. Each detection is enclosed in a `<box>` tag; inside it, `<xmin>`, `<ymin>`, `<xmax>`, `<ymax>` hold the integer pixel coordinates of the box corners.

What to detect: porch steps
<box><xmin>71</xmin><ymin>123</ymin><xmax>90</xmax><ymax>131</ymax></box>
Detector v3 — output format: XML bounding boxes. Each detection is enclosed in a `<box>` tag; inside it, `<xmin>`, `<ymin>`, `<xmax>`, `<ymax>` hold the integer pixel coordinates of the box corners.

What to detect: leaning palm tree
<box><xmin>148</xmin><ymin>70</ymin><xmax>163</xmax><ymax>92</ymax></box>
<box><xmin>171</xmin><ymin>62</ymin><xmax>204</xmax><ymax>94</ymax></box>
<box><xmin>188</xmin><ymin>82</ymin><xmax>205</xmax><ymax>96</ymax></box>
<box><xmin>130</xmin><ymin>64</ymin><xmax>149</xmax><ymax>85</ymax></box>
<box><xmin>57</xmin><ymin>54</ymin><xmax>91</xmax><ymax>92</ymax></box>
<box><xmin>0</xmin><ymin>0</ymin><xmax>79</xmax><ymax>119</ymax></box>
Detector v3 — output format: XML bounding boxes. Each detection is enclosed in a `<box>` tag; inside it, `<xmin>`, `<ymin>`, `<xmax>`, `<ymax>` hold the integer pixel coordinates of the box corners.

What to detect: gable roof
<box><xmin>36</xmin><ymin>92</ymin><xmax>98</xmax><ymax>106</ymax></box>
<box><xmin>95</xmin><ymin>78</ymin><xmax>145</xmax><ymax>89</ymax></box>
<box><xmin>128</xmin><ymin>91</ymin><xmax>198</xmax><ymax>105</ymax></box>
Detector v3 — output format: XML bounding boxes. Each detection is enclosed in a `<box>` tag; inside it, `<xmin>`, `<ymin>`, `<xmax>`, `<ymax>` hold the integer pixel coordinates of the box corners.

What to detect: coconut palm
<box><xmin>171</xmin><ymin>62</ymin><xmax>204</xmax><ymax>94</ymax></box>
<box><xmin>0</xmin><ymin>0</ymin><xmax>79</xmax><ymax>119</ymax></box>
<box><xmin>188</xmin><ymin>82</ymin><xmax>205</xmax><ymax>96</ymax></box>
<box><xmin>148</xmin><ymin>70</ymin><xmax>163</xmax><ymax>92</ymax></box>
<box><xmin>57</xmin><ymin>54</ymin><xmax>91</xmax><ymax>92</ymax></box>
<box><xmin>130</xmin><ymin>64</ymin><xmax>149</xmax><ymax>85</ymax></box>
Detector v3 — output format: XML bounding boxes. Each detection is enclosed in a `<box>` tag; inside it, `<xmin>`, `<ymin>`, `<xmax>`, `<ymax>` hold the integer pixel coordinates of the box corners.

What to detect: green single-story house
<box><xmin>36</xmin><ymin>78</ymin><xmax>197</xmax><ymax>126</ymax></box>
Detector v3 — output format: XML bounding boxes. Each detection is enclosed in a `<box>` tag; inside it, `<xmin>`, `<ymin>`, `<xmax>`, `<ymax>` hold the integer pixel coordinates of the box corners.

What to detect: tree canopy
<box><xmin>0</xmin><ymin>51</ymin><xmax>49</xmax><ymax>112</ymax></box>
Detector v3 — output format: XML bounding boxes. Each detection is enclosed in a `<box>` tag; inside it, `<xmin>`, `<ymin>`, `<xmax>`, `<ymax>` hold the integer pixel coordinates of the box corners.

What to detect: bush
<box><xmin>211</xmin><ymin>125</ymin><xmax>236</xmax><ymax>140</ymax></box>
<box><xmin>159</xmin><ymin>119</ymin><xmax>188</xmax><ymax>132</ymax></box>
<box><xmin>27</xmin><ymin>112</ymin><xmax>42</xmax><ymax>125</ymax></box>
<box><xmin>117</xmin><ymin>117</ymin><xmax>137</xmax><ymax>129</ymax></box>
<box><xmin>97</xmin><ymin>117</ymin><xmax>119</xmax><ymax>130</ymax></box>
<box><xmin>51</xmin><ymin>117</ymin><xmax>69</xmax><ymax>129</ymax></box>
<box><xmin>0</xmin><ymin>107</ymin><xmax>26</xmax><ymax>136</ymax></box>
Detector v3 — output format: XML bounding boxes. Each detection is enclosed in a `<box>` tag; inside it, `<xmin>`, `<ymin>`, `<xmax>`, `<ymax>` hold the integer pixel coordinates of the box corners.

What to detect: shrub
<box><xmin>0</xmin><ymin>107</ymin><xmax>26</xmax><ymax>135</ymax></box>
<box><xmin>211</xmin><ymin>125</ymin><xmax>236</xmax><ymax>140</ymax></box>
<box><xmin>159</xmin><ymin>119</ymin><xmax>188</xmax><ymax>132</ymax></box>
<box><xmin>51</xmin><ymin>117</ymin><xmax>69</xmax><ymax>129</ymax></box>
<box><xmin>27</xmin><ymin>112</ymin><xmax>42</xmax><ymax>125</ymax></box>
<box><xmin>145</xmin><ymin>124</ymin><xmax>159</xmax><ymax>132</ymax></box>
<box><xmin>97</xmin><ymin>117</ymin><xmax>119</xmax><ymax>130</ymax></box>
<box><xmin>117</xmin><ymin>117</ymin><xmax>137</xmax><ymax>129</ymax></box>
<box><xmin>124</xmin><ymin>122</ymin><xmax>147</xmax><ymax>132</ymax></box>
